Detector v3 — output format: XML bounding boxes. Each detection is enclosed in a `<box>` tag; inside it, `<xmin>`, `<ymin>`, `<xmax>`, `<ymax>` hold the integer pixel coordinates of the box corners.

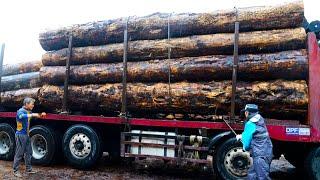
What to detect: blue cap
<box><xmin>244</xmin><ymin>104</ymin><xmax>258</xmax><ymax>113</ymax></box>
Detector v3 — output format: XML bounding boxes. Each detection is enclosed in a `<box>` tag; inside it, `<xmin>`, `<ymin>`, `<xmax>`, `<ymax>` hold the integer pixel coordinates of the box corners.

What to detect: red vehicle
<box><xmin>0</xmin><ymin>32</ymin><xmax>318</xmax><ymax>179</ymax></box>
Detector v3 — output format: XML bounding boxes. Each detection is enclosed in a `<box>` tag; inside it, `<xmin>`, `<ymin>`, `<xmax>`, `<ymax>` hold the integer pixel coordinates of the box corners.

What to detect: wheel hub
<box><xmin>224</xmin><ymin>147</ymin><xmax>253</xmax><ymax>177</ymax></box>
<box><xmin>31</xmin><ymin>134</ymin><xmax>48</xmax><ymax>159</ymax></box>
<box><xmin>69</xmin><ymin>133</ymin><xmax>91</xmax><ymax>159</ymax></box>
<box><xmin>232</xmin><ymin>156</ymin><xmax>248</xmax><ymax>169</ymax></box>
<box><xmin>0</xmin><ymin>131</ymin><xmax>10</xmax><ymax>155</ymax></box>
<box><xmin>75</xmin><ymin>141</ymin><xmax>84</xmax><ymax>150</ymax></box>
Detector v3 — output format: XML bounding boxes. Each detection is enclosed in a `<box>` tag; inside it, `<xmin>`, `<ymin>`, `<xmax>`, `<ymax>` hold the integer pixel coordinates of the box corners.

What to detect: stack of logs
<box><xmin>1</xmin><ymin>61</ymin><xmax>42</xmax><ymax>108</ymax></box>
<box><xmin>2</xmin><ymin>1</ymin><xmax>309</xmax><ymax>120</ymax></box>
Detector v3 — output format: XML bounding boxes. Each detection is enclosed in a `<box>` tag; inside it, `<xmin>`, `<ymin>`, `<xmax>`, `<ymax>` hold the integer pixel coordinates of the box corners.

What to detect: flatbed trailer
<box><xmin>0</xmin><ymin>31</ymin><xmax>319</xmax><ymax>179</ymax></box>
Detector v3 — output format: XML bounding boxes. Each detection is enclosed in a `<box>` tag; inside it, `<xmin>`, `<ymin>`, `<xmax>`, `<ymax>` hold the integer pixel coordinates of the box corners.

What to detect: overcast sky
<box><xmin>0</xmin><ymin>0</ymin><xmax>318</xmax><ymax>65</ymax></box>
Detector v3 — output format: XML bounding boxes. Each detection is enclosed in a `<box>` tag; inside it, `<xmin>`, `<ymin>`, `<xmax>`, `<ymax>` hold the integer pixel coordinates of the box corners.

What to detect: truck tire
<box><xmin>0</xmin><ymin>123</ymin><xmax>15</xmax><ymax>160</ymax></box>
<box><xmin>213</xmin><ymin>137</ymin><xmax>252</xmax><ymax>180</ymax></box>
<box><xmin>30</xmin><ymin>125</ymin><xmax>56</xmax><ymax>165</ymax></box>
<box><xmin>63</xmin><ymin>124</ymin><xmax>102</xmax><ymax>169</ymax></box>
<box><xmin>305</xmin><ymin>147</ymin><xmax>320</xmax><ymax>180</ymax></box>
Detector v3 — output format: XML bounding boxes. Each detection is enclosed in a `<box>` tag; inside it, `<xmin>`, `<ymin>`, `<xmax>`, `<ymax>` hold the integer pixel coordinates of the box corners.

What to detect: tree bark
<box><xmin>40</xmin><ymin>50</ymin><xmax>308</xmax><ymax>85</ymax></box>
<box><xmin>1</xmin><ymin>72</ymin><xmax>41</xmax><ymax>91</ymax></box>
<box><xmin>2</xmin><ymin>61</ymin><xmax>42</xmax><ymax>76</ymax></box>
<box><xmin>42</xmin><ymin>28</ymin><xmax>306</xmax><ymax>66</ymax></box>
<box><xmin>39</xmin><ymin>1</ymin><xmax>304</xmax><ymax>51</ymax></box>
<box><xmin>37</xmin><ymin>80</ymin><xmax>308</xmax><ymax>119</ymax></box>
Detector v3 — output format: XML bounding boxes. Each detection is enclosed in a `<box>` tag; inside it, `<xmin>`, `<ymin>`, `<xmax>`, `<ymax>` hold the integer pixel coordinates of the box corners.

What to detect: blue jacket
<box><xmin>241</xmin><ymin>113</ymin><xmax>273</xmax><ymax>157</ymax></box>
<box><xmin>16</xmin><ymin>107</ymin><xmax>32</xmax><ymax>135</ymax></box>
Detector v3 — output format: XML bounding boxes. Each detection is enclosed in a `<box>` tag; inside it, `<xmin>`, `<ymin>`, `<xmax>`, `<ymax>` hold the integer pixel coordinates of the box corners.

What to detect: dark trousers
<box><xmin>247</xmin><ymin>156</ymin><xmax>272</xmax><ymax>180</ymax></box>
<box><xmin>13</xmin><ymin>134</ymin><xmax>32</xmax><ymax>172</ymax></box>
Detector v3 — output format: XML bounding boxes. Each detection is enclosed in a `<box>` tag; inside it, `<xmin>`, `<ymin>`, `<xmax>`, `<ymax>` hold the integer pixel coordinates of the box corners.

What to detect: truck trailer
<box><xmin>0</xmin><ymin>25</ymin><xmax>319</xmax><ymax>180</ymax></box>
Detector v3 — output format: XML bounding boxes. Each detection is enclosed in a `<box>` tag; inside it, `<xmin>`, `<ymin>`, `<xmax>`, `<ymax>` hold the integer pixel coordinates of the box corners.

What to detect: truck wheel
<box><xmin>30</xmin><ymin>125</ymin><xmax>56</xmax><ymax>165</ymax></box>
<box><xmin>63</xmin><ymin>124</ymin><xmax>102</xmax><ymax>169</ymax></box>
<box><xmin>0</xmin><ymin>123</ymin><xmax>15</xmax><ymax>160</ymax></box>
<box><xmin>305</xmin><ymin>147</ymin><xmax>320</xmax><ymax>180</ymax></box>
<box><xmin>214</xmin><ymin>137</ymin><xmax>252</xmax><ymax>180</ymax></box>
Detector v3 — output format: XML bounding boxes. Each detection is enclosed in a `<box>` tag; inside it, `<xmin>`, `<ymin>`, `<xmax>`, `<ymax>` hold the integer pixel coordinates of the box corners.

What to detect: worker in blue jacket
<box><xmin>236</xmin><ymin>104</ymin><xmax>273</xmax><ymax>180</ymax></box>
<box><xmin>13</xmin><ymin>97</ymin><xmax>46</xmax><ymax>178</ymax></box>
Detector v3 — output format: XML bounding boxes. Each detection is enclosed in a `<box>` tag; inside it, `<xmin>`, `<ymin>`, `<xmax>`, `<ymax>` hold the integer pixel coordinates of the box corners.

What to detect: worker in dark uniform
<box><xmin>236</xmin><ymin>104</ymin><xmax>273</xmax><ymax>180</ymax></box>
<box><xmin>13</xmin><ymin>97</ymin><xmax>46</xmax><ymax>178</ymax></box>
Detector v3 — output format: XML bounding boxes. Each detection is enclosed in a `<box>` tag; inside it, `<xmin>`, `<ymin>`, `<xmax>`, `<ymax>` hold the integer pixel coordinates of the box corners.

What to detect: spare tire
<box><xmin>30</xmin><ymin>125</ymin><xmax>56</xmax><ymax>165</ymax></box>
<box><xmin>63</xmin><ymin>124</ymin><xmax>102</xmax><ymax>169</ymax></box>
<box><xmin>308</xmin><ymin>21</ymin><xmax>320</xmax><ymax>33</ymax></box>
<box><xmin>0</xmin><ymin>123</ymin><xmax>15</xmax><ymax>160</ymax></box>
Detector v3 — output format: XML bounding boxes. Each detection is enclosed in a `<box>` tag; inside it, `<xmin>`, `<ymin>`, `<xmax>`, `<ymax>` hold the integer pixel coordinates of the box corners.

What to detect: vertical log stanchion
<box><xmin>121</xmin><ymin>18</ymin><xmax>130</xmax><ymax>131</ymax></box>
<box><xmin>167</xmin><ymin>15</ymin><xmax>172</xmax><ymax>104</ymax></box>
<box><xmin>167</xmin><ymin>14</ymin><xmax>174</xmax><ymax>120</ymax></box>
<box><xmin>230</xmin><ymin>8</ymin><xmax>239</xmax><ymax>121</ymax></box>
<box><xmin>62</xmin><ymin>36</ymin><xmax>73</xmax><ymax>114</ymax></box>
<box><xmin>0</xmin><ymin>43</ymin><xmax>5</xmax><ymax>110</ymax></box>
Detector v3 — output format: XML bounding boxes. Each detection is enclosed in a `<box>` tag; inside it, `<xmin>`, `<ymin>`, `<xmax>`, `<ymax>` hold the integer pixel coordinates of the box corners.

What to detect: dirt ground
<box><xmin>0</xmin><ymin>156</ymin><xmax>299</xmax><ymax>180</ymax></box>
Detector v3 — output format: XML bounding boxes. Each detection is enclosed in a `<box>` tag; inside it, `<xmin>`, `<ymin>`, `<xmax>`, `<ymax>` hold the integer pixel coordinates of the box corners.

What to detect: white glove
<box><xmin>236</xmin><ymin>134</ymin><xmax>242</xmax><ymax>141</ymax></box>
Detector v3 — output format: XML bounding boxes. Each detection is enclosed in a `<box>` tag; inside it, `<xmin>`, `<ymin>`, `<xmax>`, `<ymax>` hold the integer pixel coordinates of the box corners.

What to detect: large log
<box><xmin>38</xmin><ymin>80</ymin><xmax>308</xmax><ymax>119</ymax></box>
<box><xmin>40</xmin><ymin>50</ymin><xmax>308</xmax><ymax>85</ymax></box>
<box><xmin>39</xmin><ymin>1</ymin><xmax>304</xmax><ymax>51</ymax></box>
<box><xmin>1</xmin><ymin>88</ymin><xmax>40</xmax><ymax>108</ymax></box>
<box><xmin>2</xmin><ymin>61</ymin><xmax>42</xmax><ymax>76</ymax></box>
<box><xmin>42</xmin><ymin>28</ymin><xmax>306</xmax><ymax>66</ymax></box>
<box><xmin>1</xmin><ymin>72</ymin><xmax>41</xmax><ymax>91</ymax></box>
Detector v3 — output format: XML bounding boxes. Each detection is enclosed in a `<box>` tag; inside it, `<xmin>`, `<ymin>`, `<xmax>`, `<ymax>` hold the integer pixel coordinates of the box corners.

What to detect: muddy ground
<box><xmin>0</xmin><ymin>156</ymin><xmax>300</xmax><ymax>180</ymax></box>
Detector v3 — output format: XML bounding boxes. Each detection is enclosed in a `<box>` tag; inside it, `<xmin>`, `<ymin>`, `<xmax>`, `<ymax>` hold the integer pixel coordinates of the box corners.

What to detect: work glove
<box><xmin>236</xmin><ymin>134</ymin><xmax>242</xmax><ymax>141</ymax></box>
<box><xmin>31</xmin><ymin>112</ymin><xmax>47</xmax><ymax>118</ymax></box>
<box><xmin>40</xmin><ymin>112</ymin><xmax>47</xmax><ymax>118</ymax></box>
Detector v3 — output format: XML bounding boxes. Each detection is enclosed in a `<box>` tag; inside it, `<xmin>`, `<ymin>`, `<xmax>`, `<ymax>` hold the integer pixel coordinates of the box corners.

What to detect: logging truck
<box><xmin>0</xmin><ymin>28</ymin><xmax>319</xmax><ymax>179</ymax></box>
